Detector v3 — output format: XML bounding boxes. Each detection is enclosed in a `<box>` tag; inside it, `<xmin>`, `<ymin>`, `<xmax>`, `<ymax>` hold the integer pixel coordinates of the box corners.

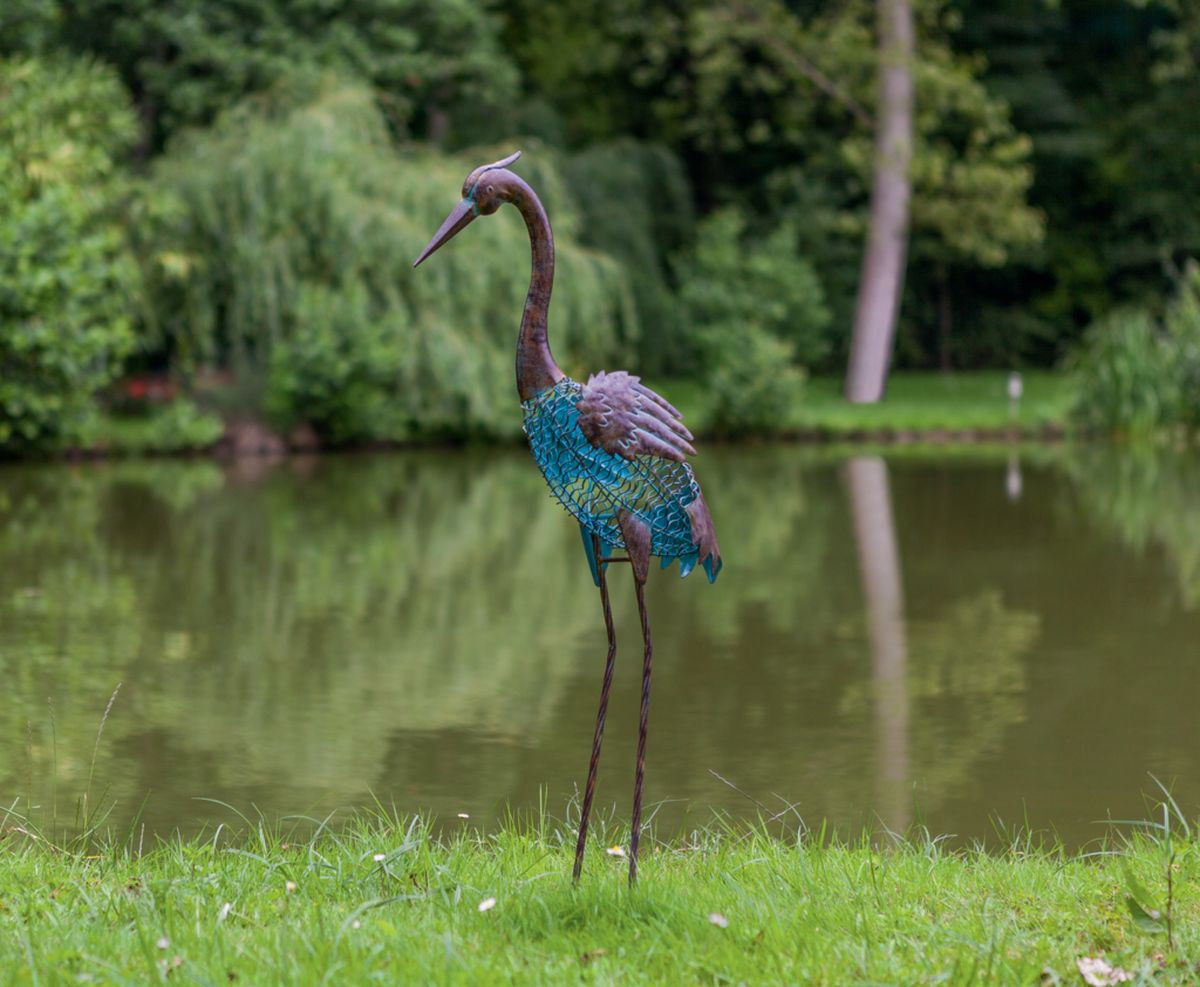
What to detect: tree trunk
<box><xmin>844</xmin><ymin>0</ymin><xmax>915</xmax><ymax>403</ymax></box>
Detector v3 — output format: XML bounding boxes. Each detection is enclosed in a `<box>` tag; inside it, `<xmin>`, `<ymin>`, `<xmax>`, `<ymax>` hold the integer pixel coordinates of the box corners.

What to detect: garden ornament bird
<box><xmin>413</xmin><ymin>151</ymin><xmax>722</xmax><ymax>884</ymax></box>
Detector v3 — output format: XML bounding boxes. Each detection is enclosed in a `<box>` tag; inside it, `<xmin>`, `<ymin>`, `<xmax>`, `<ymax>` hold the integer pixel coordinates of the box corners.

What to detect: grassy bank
<box><xmin>790</xmin><ymin>371</ymin><xmax>1073</xmax><ymax>437</ymax></box>
<box><xmin>56</xmin><ymin>371</ymin><xmax>1076</xmax><ymax>460</ymax></box>
<box><xmin>664</xmin><ymin>371</ymin><xmax>1074</xmax><ymax>441</ymax></box>
<box><xmin>1</xmin><ymin>810</ymin><xmax>1195</xmax><ymax>984</ymax></box>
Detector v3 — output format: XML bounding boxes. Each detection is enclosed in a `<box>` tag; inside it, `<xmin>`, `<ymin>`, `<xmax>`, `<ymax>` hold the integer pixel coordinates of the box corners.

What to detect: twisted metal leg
<box><xmin>573</xmin><ymin>535</ymin><xmax>618</xmax><ymax>883</ymax></box>
<box><xmin>629</xmin><ymin>577</ymin><xmax>653</xmax><ymax>885</ymax></box>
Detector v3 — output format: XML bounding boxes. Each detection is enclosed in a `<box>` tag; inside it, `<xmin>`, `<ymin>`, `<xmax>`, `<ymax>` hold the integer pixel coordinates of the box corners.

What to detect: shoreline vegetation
<box><xmin>1</xmin><ymin>806</ymin><xmax>1196</xmax><ymax>984</ymax></box>
<box><xmin>28</xmin><ymin>372</ymin><xmax>1077</xmax><ymax>463</ymax></box>
<box><xmin>5</xmin><ymin>11</ymin><xmax>1200</xmax><ymax>459</ymax></box>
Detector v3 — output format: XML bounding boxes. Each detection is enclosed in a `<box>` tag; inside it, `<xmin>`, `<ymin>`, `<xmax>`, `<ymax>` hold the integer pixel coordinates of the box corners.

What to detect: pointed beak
<box><xmin>412</xmin><ymin>198</ymin><xmax>477</xmax><ymax>268</ymax></box>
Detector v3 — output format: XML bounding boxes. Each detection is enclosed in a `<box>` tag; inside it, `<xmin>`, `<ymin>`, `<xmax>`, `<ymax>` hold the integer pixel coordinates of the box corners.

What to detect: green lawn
<box><xmin>792</xmin><ymin>371</ymin><xmax>1074</xmax><ymax>435</ymax></box>
<box><xmin>1</xmin><ymin>811</ymin><xmax>1195</xmax><ymax>984</ymax></box>
<box><xmin>659</xmin><ymin>371</ymin><xmax>1075</xmax><ymax>440</ymax></box>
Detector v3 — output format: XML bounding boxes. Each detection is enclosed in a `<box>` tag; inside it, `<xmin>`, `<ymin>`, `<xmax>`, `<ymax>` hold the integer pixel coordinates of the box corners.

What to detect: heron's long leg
<box><xmin>573</xmin><ymin>535</ymin><xmax>618</xmax><ymax>883</ymax></box>
<box><xmin>629</xmin><ymin>575</ymin><xmax>653</xmax><ymax>885</ymax></box>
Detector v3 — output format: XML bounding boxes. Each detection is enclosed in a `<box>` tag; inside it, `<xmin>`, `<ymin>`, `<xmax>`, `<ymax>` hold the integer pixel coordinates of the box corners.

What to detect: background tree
<box><xmin>136</xmin><ymin>77</ymin><xmax>634</xmax><ymax>443</ymax></box>
<box><xmin>0</xmin><ymin>57</ymin><xmax>138</xmax><ymax>451</ymax></box>
<box><xmin>1</xmin><ymin>0</ymin><xmax>1197</xmax><ymax>451</ymax></box>
<box><xmin>845</xmin><ymin>0</ymin><xmax>915</xmax><ymax>402</ymax></box>
<box><xmin>0</xmin><ymin>0</ymin><xmax>521</xmax><ymax>153</ymax></box>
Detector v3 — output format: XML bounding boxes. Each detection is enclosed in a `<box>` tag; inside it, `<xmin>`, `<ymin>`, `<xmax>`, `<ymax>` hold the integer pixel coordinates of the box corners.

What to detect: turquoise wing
<box><xmin>522</xmin><ymin>374</ymin><xmax>722</xmax><ymax>584</ymax></box>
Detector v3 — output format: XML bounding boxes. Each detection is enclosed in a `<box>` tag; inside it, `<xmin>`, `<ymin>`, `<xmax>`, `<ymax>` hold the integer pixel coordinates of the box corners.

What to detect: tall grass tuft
<box><xmin>1069</xmin><ymin>262</ymin><xmax>1200</xmax><ymax>437</ymax></box>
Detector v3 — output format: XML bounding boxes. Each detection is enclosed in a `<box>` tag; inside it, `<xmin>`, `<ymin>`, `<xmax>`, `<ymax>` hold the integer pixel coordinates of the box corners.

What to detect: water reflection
<box><xmin>1006</xmin><ymin>452</ymin><xmax>1023</xmax><ymax>502</ymax></box>
<box><xmin>845</xmin><ymin>457</ymin><xmax>910</xmax><ymax>833</ymax></box>
<box><xmin>0</xmin><ymin>444</ymin><xmax>1198</xmax><ymax>845</ymax></box>
<box><xmin>1061</xmin><ymin>445</ymin><xmax>1200</xmax><ymax>609</ymax></box>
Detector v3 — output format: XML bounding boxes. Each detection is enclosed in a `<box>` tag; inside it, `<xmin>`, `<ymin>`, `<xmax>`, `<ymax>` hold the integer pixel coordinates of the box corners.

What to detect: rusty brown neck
<box><xmin>502</xmin><ymin>173</ymin><xmax>564</xmax><ymax>401</ymax></box>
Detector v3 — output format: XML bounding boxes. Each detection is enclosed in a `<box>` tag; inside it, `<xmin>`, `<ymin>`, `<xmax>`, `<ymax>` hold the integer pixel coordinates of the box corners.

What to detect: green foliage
<box><xmin>2</xmin><ymin>0</ymin><xmax>1197</xmax><ymax>447</ymax></box>
<box><xmin>507</xmin><ymin>0</ymin><xmax>1043</xmax><ymax>371</ymax></box>
<box><xmin>703</xmin><ymin>327</ymin><xmax>805</xmax><ymax>435</ymax></box>
<box><xmin>264</xmin><ymin>284</ymin><xmax>411</xmax><ymax>443</ymax></box>
<box><xmin>1068</xmin><ymin>309</ymin><xmax>1172</xmax><ymax>435</ymax></box>
<box><xmin>1069</xmin><ymin>265</ymin><xmax>1200</xmax><ymax>436</ymax></box>
<box><xmin>564</xmin><ymin>140</ymin><xmax>695</xmax><ymax>373</ymax></box>
<box><xmin>905</xmin><ymin>27</ymin><xmax>1044</xmax><ymax>270</ymax></box>
<box><xmin>0</xmin><ymin>56</ymin><xmax>138</xmax><ymax>452</ymax></box>
<box><xmin>138</xmin><ymin>76</ymin><xmax>635</xmax><ymax>442</ymax></box>
<box><xmin>806</xmin><ymin>0</ymin><xmax>1044</xmax><ymax>368</ymax></box>
<box><xmin>1164</xmin><ymin>264</ymin><xmax>1200</xmax><ymax>430</ymax></box>
<box><xmin>674</xmin><ymin>208</ymin><xmax>825</xmax><ymax>432</ymax></box>
<box><xmin>0</xmin><ymin>0</ymin><xmax>61</xmax><ymax>52</ymax></box>
<box><xmin>86</xmin><ymin>400</ymin><xmax>225</xmax><ymax>454</ymax></box>
<box><xmin>679</xmin><ymin>208</ymin><xmax>831</xmax><ymax>367</ymax></box>
<box><xmin>954</xmin><ymin>0</ymin><xmax>1200</xmax><ymax>363</ymax></box>
<box><xmin>2</xmin><ymin>0</ymin><xmax>520</xmax><ymax>149</ymax></box>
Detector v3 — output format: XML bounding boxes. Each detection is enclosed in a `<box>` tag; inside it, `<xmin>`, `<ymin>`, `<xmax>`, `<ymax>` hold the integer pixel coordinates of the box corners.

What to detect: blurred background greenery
<box><xmin>2</xmin><ymin>0</ymin><xmax>1199</xmax><ymax>451</ymax></box>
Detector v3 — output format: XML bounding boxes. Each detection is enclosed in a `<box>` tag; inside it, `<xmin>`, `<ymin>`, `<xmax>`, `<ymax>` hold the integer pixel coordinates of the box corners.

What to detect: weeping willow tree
<box><xmin>137</xmin><ymin>75</ymin><xmax>635</xmax><ymax>442</ymax></box>
<box><xmin>564</xmin><ymin>139</ymin><xmax>694</xmax><ymax>373</ymax></box>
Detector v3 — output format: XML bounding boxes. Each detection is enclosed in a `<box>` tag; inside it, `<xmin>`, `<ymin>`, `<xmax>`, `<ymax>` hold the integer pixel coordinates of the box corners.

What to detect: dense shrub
<box><xmin>264</xmin><ymin>284</ymin><xmax>411</xmax><ymax>443</ymax></box>
<box><xmin>1068</xmin><ymin>309</ymin><xmax>1175</xmax><ymax>435</ymax></box>
<box><xmin>0</xmin><ymin>56</ymin><xmax>139</xmax><ymax>452</ymax></box>
<box><xmin>138</xmin><ymin>76</ymin><xmax>635</xmax><ymax>442</ymax></box>
<box><xmin>703</xmin><ymin>326</ymin><xmax>804</xmax><ymax>436</ymax></box>
<box><xmin>84</xmin><ymin>399</ymin><xmax>225</xmax><ymax>454</ymax></box>
<box><xmin>677</xmin><ymin>209</ymin><xmax>831</xmax><ymax>369</ymax></box>
<box><xmin>675</xmin><ymin>209</ymin><xmax>822</xmax><ymax>433</ymax></box>
<box><xmin>1069</xmin><ymin>264</ymin><xmax>1200</xmax><ymax>436</ymax></box>
<box><xmin>1</xmin><ymin>0</ymin><xmax>521</xmax><ymax>150</ymax></box>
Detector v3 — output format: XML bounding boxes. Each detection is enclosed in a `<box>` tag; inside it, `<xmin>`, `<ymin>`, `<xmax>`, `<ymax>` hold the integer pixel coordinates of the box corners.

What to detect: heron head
<box><xmin>412</xmin><ymin>150</ymin><xmax>522</xmax><ymax>268</ymax></box>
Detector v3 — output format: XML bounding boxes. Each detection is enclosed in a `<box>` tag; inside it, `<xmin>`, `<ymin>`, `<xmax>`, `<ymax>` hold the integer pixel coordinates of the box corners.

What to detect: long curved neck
<box><xmin>507</xmin><ymin>175</ymin><xmax>564</xmax><ymax>401</ymax></box>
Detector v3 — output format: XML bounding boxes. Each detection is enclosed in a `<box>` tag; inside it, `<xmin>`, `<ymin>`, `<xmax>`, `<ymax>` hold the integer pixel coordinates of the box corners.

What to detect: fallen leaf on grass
<box><xmin>1077</xmin><ymin>956</ymin><xmax>1133</xmax><ymax>985</ymax></box>
<box><xmin>708</xmin><ymin>912</ymin><xmax>729</xmax><ymax>929</ymax></box>
<box><xmin>478</xmin><ymin>897</ymin><xmax>496</xmax><ymax>912</ymax></box>
<box><xmin>580</xmin><ymin>949</ymin><xmax>607</xmax><ymax>965</ymax></box>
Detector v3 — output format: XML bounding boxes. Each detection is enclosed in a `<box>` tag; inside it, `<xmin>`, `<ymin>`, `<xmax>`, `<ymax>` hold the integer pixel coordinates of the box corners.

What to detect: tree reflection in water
<box><xmin>845</xmin><ymin>457</ymin><xmax>911</xmax><ymax>834</ymax></box>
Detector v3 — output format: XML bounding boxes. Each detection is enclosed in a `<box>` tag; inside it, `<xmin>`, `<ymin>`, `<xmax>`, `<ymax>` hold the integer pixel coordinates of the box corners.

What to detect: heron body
<box><xmin>522</xmin><ymin>376</ymin><xmax>721</xmax><ymax>585</ymax></box>
<box><xmin>413</xmin><ymin>151</ymin><xmax>721</xmax><ymax>884</ymax></box>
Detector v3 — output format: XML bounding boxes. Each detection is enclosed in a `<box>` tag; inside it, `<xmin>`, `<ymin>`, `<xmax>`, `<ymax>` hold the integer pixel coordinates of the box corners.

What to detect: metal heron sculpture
<box><xmin>413</xmin><ymin>151</ymin><xmax>722</xmax><ymax>884</ymax></box>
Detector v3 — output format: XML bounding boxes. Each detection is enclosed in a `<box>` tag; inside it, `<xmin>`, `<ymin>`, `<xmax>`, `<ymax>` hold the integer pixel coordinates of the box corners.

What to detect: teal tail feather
<box><xmin>658</xmin><ymin>550</ymin><xmax>722</xmax><ymax>583</ymax></box>
<box><xmin>580</xmin><ymin>524</ymin><xmax>612</xmax><ymax>587</ymax></box>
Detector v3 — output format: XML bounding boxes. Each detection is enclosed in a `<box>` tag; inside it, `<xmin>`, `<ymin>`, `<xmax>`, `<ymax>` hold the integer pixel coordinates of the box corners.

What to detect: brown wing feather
<box><xmin>575</xmin><ymin>370</ymin><xmax>697</xmax><ymax>463</ymax></box>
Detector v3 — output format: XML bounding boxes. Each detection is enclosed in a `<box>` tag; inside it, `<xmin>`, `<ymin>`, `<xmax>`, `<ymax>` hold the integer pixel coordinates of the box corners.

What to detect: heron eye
<box><xmin>486</xmin><ymin>184</ymin><xmax>494</xmax><ymax>194</ymax></box>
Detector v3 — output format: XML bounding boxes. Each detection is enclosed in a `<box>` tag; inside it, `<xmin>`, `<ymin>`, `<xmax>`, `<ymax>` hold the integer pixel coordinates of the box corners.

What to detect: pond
<box><xmin>1</xmin><ymin>444</ymin><xmax>1198</xmax><ymax>847</ymax></box>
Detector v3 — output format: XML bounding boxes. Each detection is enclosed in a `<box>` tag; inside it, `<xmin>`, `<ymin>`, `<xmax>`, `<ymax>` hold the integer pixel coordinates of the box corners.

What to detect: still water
<box><xmin>1</xmin><ymin>445</ymin><xmax>1198</xmax><ymax>846</ymax></box>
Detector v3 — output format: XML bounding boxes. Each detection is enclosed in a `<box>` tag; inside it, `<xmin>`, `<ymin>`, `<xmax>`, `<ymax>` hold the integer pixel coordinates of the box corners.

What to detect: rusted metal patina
<box><xmin>413</xmin><ymin>151</ymin><xmax>722</xmax><ymax>884</ymax></box>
